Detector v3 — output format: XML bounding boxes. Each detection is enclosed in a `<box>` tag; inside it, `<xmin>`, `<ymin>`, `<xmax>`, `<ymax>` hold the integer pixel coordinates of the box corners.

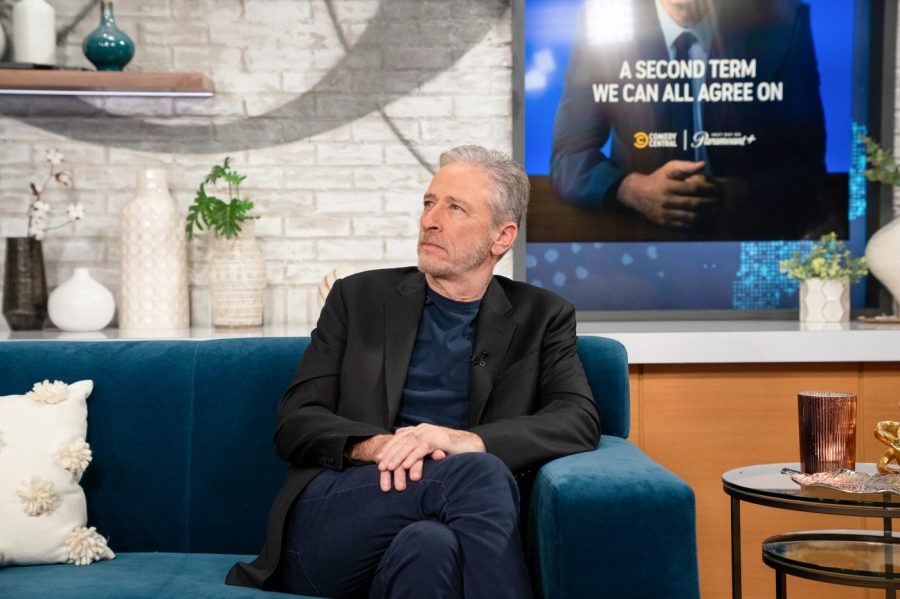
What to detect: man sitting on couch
<box><xmin>226</xmin><ymin>145</ymin><xmax>601</xmax><ymax>598</ymax></box>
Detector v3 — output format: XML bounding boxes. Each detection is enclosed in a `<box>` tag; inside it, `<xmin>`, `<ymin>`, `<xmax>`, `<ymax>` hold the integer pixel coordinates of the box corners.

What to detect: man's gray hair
<box><xmin>438</xmin><ymin>145</ymin><xmax>530</xmax><ymax>228</ymax></box>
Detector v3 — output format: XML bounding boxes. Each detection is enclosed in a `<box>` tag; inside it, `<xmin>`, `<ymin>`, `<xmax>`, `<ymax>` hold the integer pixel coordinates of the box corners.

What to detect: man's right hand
<box><xmin>617</xmin><ymin>160</ymin><xmax>719</xmax><ymax>228</ymax></box>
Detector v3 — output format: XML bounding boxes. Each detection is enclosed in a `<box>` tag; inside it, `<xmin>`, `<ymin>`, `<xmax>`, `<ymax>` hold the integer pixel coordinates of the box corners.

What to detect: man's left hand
<box><xmin>375</xmin><ymin>424</ymin><xmax>485</xmax><ymax>491</ymax></box>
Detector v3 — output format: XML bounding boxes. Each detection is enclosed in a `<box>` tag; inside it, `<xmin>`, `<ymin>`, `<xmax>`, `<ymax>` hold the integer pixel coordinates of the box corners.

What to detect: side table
<box><xmin>723</xmin><ymin>463</ymin><xmax>900</xmax><ymax>599</ymax></box>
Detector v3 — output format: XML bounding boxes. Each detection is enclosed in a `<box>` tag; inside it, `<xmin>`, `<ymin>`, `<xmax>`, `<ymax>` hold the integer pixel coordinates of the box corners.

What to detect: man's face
<box><xmin>417</xmin><ymin>162</ymin><xmax>499</xmax><ymax>279</ymax></box>
<box><xmin>659</xmin><ymin>0</ymin><xmax>710</xmax><ymax>27</ymax></box>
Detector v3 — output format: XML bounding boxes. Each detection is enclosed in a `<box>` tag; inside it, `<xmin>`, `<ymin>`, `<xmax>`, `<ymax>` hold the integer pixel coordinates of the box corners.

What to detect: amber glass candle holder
<box><xmin>798</xmin><ymin>391</ymin><xmax>857</xmax><ymax>473</ymax></box>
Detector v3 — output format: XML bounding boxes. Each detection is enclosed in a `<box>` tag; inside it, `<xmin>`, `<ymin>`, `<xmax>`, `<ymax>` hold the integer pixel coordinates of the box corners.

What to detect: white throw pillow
<box><xmin>0</xmin><ymin>380</ymin><xmax>114</xmax><ymax>566</ymax></box>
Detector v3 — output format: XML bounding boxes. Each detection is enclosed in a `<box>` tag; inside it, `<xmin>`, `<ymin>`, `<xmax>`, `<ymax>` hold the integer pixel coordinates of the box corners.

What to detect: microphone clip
<box><xmin>470</xmin><ymin>351</ymin><xmax>488</xmax><ymax>367</ymax></box>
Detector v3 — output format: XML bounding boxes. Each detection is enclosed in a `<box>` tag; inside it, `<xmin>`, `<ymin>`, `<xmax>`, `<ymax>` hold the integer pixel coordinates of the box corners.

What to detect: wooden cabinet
<box><xmin>630</xmin><ymin>362</ymin><xmax>900</xmax><ymax>599</ymax></box>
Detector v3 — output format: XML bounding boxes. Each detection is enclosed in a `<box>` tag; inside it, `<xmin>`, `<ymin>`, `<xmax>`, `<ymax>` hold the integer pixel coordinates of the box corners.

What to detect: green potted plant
<box><xmin>861</xmin><ymin>136</ymin><xmax>900</xmax><ymax>315</ymax></box>
<box><xmin>779</xmin><ymin>232</ymin><xmax>867</xmax><ymax>323</ymax></box>
<box><xmin>187</xmin><ymin>157</ymin><xmax>266</xmax><ymax>328</ymax></box>
<box><xmin>186</xmin><ymin>157</ymin><xmax>258</xmax><ymax>240</ymax></box>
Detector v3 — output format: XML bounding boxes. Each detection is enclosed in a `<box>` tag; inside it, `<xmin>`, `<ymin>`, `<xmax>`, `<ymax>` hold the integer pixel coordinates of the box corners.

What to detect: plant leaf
<box><xmin>187</xmin><ymin>158</ymin><xmax>257</xmax><ymax>239</ymax></box>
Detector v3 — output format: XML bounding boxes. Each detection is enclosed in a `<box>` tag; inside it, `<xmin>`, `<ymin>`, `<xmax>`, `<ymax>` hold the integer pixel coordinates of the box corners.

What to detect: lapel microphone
<box><xmin>469</xmin><ymin>352</ymin><xmax>488</xmax><ymax>367</ymax></box>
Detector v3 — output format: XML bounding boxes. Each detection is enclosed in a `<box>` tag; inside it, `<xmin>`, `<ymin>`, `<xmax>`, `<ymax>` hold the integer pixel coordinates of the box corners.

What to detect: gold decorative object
<box><xmin>874</xmin><ymin>417</ymin><xmax>900</xmax><ymax>474</ymax></box>
<box><xmin>788</xmin><ymin>468</ymin><xmax>900</xmax><ymax>494</ymax></box>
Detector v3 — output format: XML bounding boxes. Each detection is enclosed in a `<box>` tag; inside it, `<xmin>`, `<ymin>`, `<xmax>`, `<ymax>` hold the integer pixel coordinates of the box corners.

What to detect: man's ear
<box><xmin>491</xmin><ymin>222</ymin><xmax>518</xmax><ymax>257</ymax></box>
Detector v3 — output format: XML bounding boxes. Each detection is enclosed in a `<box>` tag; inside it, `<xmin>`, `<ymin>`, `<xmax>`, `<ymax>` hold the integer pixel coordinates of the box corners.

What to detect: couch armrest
<box><xmin>527</xmin><ymin>436</ymin><xmax>699</xmax><ymax>599</ymax></box>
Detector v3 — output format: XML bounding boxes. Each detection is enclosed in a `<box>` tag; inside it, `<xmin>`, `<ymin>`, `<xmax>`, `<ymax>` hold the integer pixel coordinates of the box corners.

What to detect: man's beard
<box><xmin>417</xmin><ymin>234</ymin><xmax>494</xmax><ymax>278</ymax></box>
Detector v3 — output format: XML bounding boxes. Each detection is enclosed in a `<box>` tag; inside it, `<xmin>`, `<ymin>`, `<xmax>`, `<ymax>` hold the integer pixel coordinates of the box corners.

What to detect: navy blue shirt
<box><xmin>395</xmin><ymin>287</ymin><xmax>481</xmax><ymax>430</ymax></box>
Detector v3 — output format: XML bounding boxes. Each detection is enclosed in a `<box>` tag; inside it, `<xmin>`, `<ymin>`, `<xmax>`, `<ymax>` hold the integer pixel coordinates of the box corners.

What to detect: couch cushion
<box><xmin>0</xmin><ymin>339</ymin><xmax>307</xmax><ymax>556</ymax></box>
<box><xmin>0</xmin><ymin>552</ymin><xmax>307</xmax><ymax>598</ymax></box>
<box><xmin>187</xmin><ymin>338</ymin><xmax>306</xmax><ymax>553</ymax></box>
<box><xmin>0</xmin><ymin>342</ymin><xmax>199</xmax><ymax>553</ymax></box>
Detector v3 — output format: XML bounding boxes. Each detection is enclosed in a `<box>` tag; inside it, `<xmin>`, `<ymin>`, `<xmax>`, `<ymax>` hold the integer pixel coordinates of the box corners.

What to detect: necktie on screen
<box><xmin>672</xmin><ymin>31</ymin><xmax>698</xmax><ymax>160</ymax></box>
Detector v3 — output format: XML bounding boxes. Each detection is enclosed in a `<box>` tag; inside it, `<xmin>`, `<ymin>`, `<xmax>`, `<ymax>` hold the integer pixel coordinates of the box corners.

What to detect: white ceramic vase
<box><xmin>866</xmin><ymin>216</ymin><xmax>900</xmax><ymax>314</ymax></box>
<box><xmin>48</xmin><ymin>268</ymin><xmax>115</xmax><ymax>332</ymax></box>
<box><xmin>13</xmin><ymin>0</ymin><xmax>56</xmax><ymax>66</ymax></box>
<box><xmin>800</xmin><ymin>277</ymin><xmax>850</xmax><ymax>323</ymax></box>
<box><xmin>118</xmin><ymin>169</ymin><xmax>189</xmax><ymax>330</ymax></box>
<box><xmin>209</xmin><ymin>220</ymin><xmax>266</xmax><ymax>327</ymax></box>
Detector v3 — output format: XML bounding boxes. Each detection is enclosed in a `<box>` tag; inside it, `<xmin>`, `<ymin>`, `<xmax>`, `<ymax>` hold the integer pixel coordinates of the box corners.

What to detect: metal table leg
<box><xmin>731</xmin><ymin>495</ymin><xmax>742</xmax><ymax>599</ymax></box>
<box><xmin>885</xmin><ymin>513</ymin><xmax>895</xmax><ymax>599</ymax></box>
<box><xmin>775</xmin><ymin>570</ymin><xmax>787</xmax><ymax>599</ymax></box>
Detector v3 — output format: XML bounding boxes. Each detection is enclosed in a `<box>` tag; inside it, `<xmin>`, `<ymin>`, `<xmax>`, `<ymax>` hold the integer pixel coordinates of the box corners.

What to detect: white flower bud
<box><xmin>66</xmin><ymin>203</ymin><xmax>86</xmax><ymax>221</ymax></box>
<box><xmin>55</xmin><ymin>172</ymin><xmax>73</xmax><ymax>187</ymax></box>
<box><xmin>45</xmin><ymin>149</ymin><xmax>64</xmax><ymax>165</ymax></box>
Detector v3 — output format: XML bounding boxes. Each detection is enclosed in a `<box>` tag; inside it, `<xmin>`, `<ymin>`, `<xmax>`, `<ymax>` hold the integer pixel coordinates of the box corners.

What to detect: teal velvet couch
<box><xmin>0</xmin><ymin>336</ymin><xmax>699</xmax><ymax>598</ymax></box>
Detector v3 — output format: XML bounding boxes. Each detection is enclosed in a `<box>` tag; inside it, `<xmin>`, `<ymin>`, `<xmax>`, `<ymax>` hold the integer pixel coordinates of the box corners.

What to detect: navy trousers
<box><xmin>281</xmin><ymin>453</ymin><xmax>533</xmax><ymax>599</ymax></box>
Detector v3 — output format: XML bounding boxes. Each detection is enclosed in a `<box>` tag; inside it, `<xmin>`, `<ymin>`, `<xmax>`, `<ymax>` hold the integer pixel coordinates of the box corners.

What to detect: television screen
<box><xmin>523</xmin><ymin>0</ymin><xmax>870</xmax><ymax>312</ymax></box>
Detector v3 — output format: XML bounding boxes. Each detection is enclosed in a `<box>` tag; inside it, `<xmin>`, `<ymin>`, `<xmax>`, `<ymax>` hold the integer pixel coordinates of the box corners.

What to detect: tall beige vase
<box><xmin>209</xmin><ymin>220</ymin><xmax>266</xmax><ymax>327</ymax></box>
<box><xmin>866</xmin><ymin>216</ymin><xmax>900</xmax><ymax>314</ymax></box>
<box><xmin>119</xmin><ymin>169</ymin><xmax>189</xmax><ymax>330</ymax></box>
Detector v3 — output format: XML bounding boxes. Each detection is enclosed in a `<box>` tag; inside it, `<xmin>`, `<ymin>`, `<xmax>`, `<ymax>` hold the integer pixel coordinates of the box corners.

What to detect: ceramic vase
<box><xmin>0</xmin><ymin>22</ymin><xmax>8</xmax><ymax>60</ymax></box>
<box><xmin>2</xmin><ymin>237</ymin><xmax>48</xmax><ymax>330</ymax></box>
<box><xmin>82</xmin><ymin>1</ymin><xmax>134</xmax><ymax>71</ymax></box>
<box><xmin>209</xmin><ymin>221</ymin><xmax>266</xmax><ymax>327</ymax></box>
<box><xmin>866</xmin><ymin>216</ymin><xmax>900</xmax><ymax>314</ymax></box>
<box><xmin>48</xmin><ymin>268</ymin><xmax>115</xmax><ymax>332</ymax></box>
<box><xmin>799</xmin><ymin>277</ymin><xmax>850</xmax><ymax>323</ymax></box>
<box><xmin>12</xmin><ymin>0</ymin><xmax>56</xmax><ymax>66</ymax></box>
<box><xmin>119</xmin><ymin>169</ymin><xmax>189</xmax><ymax>330</ymax></box>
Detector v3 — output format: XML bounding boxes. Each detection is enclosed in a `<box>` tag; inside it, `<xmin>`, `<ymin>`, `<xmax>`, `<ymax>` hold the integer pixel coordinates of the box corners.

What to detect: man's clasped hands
<box><xmin>348</xmin><ymin>424</ymin><xmax>486</xmax><ymax>492</ymax></box>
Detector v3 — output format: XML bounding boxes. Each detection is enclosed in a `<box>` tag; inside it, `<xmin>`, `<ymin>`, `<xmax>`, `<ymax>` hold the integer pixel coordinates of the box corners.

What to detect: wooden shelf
<box><xmin>0</xmin><ymin>69</ymin><xmax>214</xmax><ymax>97</ymax></box>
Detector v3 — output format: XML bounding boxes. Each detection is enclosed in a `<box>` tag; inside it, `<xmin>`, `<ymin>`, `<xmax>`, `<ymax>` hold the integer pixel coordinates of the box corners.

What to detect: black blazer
<box><xmin>226</xmin><ymin>267</ymin><xmax>601</xmax><ymax>590</ymax></box>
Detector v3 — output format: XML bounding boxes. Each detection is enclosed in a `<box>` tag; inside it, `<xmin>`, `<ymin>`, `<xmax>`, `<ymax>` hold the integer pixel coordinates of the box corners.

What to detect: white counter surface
<box><xmin>576</xmin><ymin>319</ymin><xmax>900</xmax><ymax>364</ymax></box>
<box><xmin>4</xmin><ymin>320</ymin><xmax>900</xmax><ymax>364</ymax></box>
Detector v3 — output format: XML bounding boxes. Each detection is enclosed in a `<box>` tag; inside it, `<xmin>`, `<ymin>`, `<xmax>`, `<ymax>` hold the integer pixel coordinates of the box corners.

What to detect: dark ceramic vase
<box><xmin>2</xmin><ymin>237</ymin><xmax>48</xmax><ymax>330</ymax></box>
<box><xmin>82</xmin><ymin>1</ymin><xmax>135</xmax><ymax>71</ymax></box>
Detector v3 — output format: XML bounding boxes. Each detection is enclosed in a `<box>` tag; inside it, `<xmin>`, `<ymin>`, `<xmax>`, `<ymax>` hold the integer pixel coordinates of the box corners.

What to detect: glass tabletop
<box><xmin>764</xmin><ymin>531</ymin><xmax>900</xmax><ymax>581</ymax></box>
<box><xmin>723</xmin><ymin>463</ymin><xmax>900</xmax><ymax>509</ymax></box>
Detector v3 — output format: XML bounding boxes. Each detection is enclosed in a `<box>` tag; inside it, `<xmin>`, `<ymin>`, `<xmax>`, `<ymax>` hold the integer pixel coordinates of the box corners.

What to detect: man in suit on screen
<box><xmin>550</xmin><ymin>0</ymin><xmax>827</xmax><ymax>240</ymax></box>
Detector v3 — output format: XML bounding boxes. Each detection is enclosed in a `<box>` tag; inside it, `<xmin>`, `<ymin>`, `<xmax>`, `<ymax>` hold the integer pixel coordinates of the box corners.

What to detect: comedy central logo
<box><xmin>633</xmin><ymin>131</ymin><xmax>649</xmax><ymax>149</ymax></box>
<box><xmin>634</xmin><ymin>131</ymin><xmax>678</xmax><ymax>149</ymax></box>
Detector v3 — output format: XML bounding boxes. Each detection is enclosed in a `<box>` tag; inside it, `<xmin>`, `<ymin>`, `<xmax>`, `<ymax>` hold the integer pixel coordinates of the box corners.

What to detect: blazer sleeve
<box><xmin>273</xmin><ymin>278</ymin><xmax>389</xmax><ymax>471</ymax></box>
<box><xmin>468</xmin><ymin>301</ymin><xmax>601</xmax><ymax>475</ymax></box>
<box><xmin>550</xmin><ymin>7</ymin><xmax>627</xmax><ymax>208</ymax></box>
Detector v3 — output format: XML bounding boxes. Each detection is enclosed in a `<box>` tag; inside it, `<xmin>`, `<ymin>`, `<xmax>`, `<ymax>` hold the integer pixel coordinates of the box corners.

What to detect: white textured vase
<box><xmin>48</xmin><ymin>268</ymin><xmax>115</xmax><ymax>332</ymax></box>
<box><xmin>866</xmin><ymin>216</ymin><xmax>900</xmax><ymax>314</ymax></box>
<box><xmin>800</xmin><ymin>277</ymin><xmax>850</xmax><ymax>323</ymax></box>
<box><xmin>13</xmin><ymin>0</ymin><xmax>56</xmax><ymax>66</ymax></box>
<box><xmin>209</xmin><ymin>220</ymin><xmax>266</xmax><ymax>327</ymax></box>
<box><xmin>119</xmin><ymin>169</ymin><xmax>189</xmax><ymax>330</ymax></box>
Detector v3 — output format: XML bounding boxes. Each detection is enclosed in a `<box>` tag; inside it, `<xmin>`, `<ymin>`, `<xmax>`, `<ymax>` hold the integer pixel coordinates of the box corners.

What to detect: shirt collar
<box><xmin>654</xmin><ymin>0</ymin><xmax>715</xmax><ymax>55</ymax></box>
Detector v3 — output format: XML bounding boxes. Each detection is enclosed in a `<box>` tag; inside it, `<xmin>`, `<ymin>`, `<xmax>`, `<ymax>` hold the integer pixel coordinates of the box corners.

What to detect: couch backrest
<box><xmin>577</xmin><ymin>336</ymin><xmax>630</xmax><ymax>438</ymax></box>
<box><xmin>0</xmin><ymin>335</ymin><xmax>628</xmax><ymax>555</ymax></box>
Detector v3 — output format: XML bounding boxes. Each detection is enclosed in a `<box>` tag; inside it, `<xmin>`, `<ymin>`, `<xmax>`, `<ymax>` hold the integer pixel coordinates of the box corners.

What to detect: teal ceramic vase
<box><xmin>82</xmin><ymin>1</ymin><xmax>134</xmax><ymax>71</ymax></box>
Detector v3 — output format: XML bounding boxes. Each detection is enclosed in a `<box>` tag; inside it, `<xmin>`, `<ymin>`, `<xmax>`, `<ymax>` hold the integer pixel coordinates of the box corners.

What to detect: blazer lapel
<box><xmin>469</xmin><ymin>278</ymin><xmax>516</xmax><ymax>425</ymax></box>
<box><xmin>384</xmin><ymin>272</ymin><xmax>426</xmax><ymax>426</ymax></box>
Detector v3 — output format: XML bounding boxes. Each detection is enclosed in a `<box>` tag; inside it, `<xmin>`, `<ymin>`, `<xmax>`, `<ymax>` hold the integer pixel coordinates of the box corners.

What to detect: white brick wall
<box><xmin>0</xmin><ymin>0</ymin><xmax>514</xmax><ymax>329</ymax></box>
<box><xmin>3</xmin><ymin>2</ymin><xmax>900</xmax><ymax>330</ymax></box>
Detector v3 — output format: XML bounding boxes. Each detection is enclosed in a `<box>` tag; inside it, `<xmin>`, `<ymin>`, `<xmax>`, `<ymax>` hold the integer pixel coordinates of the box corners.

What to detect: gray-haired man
<box><xmin>227</xmin><ymin>146</ymin><xmax>600</xmax><ymax>598</ymax></box>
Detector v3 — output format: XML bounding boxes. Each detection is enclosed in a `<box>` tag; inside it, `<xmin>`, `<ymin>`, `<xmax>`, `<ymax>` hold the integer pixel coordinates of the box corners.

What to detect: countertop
<box><xmin>4</xmin><ymin>319</ymin><xmax>900</xmax><ymax>364</ymax></box>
